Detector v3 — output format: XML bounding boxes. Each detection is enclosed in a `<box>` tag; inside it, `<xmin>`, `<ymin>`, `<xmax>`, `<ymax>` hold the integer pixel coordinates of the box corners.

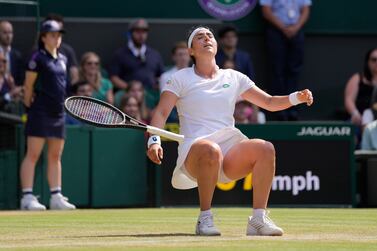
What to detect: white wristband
<box><xmin>288</xmin><ymin>91</ymin><xmax>301</xmax><ymax>106</ymax></box>
<box><xmin>147</xmin><ymin>135</ymin><xmax>161</xmax><ymax>148</ymax></box>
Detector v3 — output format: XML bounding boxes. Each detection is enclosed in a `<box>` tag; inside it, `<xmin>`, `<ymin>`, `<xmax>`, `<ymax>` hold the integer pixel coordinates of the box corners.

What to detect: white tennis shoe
<box><xmin>246</xmin><ymin>213</ymin><xmax>284</xmax><ymax>236</ymax></box>
<box><xmin>20</xmin><ymin>195</ymin><xmax>46</xmax><ymax>211</ymax></box>
<box><xmin>49</xmin><ymin>194</ymin><xmax>76</xmax><ymax>210</ymax></box>
<box><xmin>195</xmin><ymin>215</ymin><xmax>221</xmax><ymax>236</ymax></box>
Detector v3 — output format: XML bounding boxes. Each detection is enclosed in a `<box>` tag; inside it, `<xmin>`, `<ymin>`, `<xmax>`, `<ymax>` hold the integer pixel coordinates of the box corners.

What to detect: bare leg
<box><xmin>20</xmin><ymin>137</ymin><xmax>45</xmax><ymax>189</ymax></box>
<box><xmin>223</xmin><ymin>139</ymin><xmax>275</xmax><ymax>209</ymax></box>
<box><xmin>184</xmin><ymin>139</ymin><xmax>222</xmax><ymax>211</ymax></box>
<box><xmin>46</xmin><ymin>138</ymin><xmax>65</xmax><ymax>189</ymax></box>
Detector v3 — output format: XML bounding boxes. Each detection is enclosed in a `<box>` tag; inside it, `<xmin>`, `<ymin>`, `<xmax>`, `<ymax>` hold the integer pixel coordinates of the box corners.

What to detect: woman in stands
<box><xmin>78</xmin><ymin>51</ymin><xmax>114</xmax><ymax>104</ymax></box>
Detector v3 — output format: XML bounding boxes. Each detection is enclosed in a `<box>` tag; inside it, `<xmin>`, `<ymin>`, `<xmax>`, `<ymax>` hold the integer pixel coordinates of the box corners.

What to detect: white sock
<box><xmin>22</xmin><ymin>188</ymin><xmax>33</xmax><ymax>198</ymax></box>
<box><xmin>253</xmin><ymin>208</ymin><xmax>266</xmax><ymax>218</ymax></box>
<box><xmin>199</xmin><ymin>209</ymin><xmax>212</xmax><ymax>219</ymax></box>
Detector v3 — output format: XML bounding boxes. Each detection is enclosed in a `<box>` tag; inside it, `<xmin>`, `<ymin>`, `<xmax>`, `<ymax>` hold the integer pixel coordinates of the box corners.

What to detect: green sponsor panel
<box><xmin>160</xmin><ymin>122</ymin><xmax>357</xmax><ymax>207</ymax></box>
<box><xmin>0</xmin><ymin>151</ymin><xmax>19</xmax><ymax>209</ymax></box>
<box><xmin>91</xmin><ymin>128</ymin><xmax>147</xmax><ymax>207</ymax></box>
<box><xmin>61</xmin><ymin>126</ymin><xmax>91</xmax><ymax>207</ymax></box>
<box><xmin>20</xmin><ymin>126</ymin><xmax>91</xmax><ymax>207</ymax></box>
<box><xmin>237</xmin><ymin>122</ymin><xmax>354</xmax><ymax>140</ymax></box>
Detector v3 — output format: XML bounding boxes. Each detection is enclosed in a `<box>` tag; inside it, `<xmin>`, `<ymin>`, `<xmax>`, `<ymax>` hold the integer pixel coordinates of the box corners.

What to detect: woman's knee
<box><xmin>249</xmin><ymin>139</ymin><xmax>275</xmax><ymax>159</ymax></box>
<box><xmin>194</xmin><ymin>140</ymin><xmax>222</xmax><ymax>166</ymax></box>
<box><xmin>25</xmin><ymin>150</ymin><xmax>41</xmax><ymax>163</ymax></box>
<box><xmin>262</xmin><ymin>141</ymin><xmax>275</xmax><ymax>158</ymax></box>
<box><xmin>47</xmin><ymin>151</ymin><xmax>62</xmax><ymax>162</ymax></box>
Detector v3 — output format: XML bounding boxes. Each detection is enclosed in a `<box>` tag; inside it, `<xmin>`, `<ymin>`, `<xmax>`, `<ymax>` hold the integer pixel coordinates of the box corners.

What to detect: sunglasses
<box><xmin>369</xmin><ymin>57</ymin><xmax>377</xmax><ymax>63</ymax></box>
<box><xmin>85</xmin><ymin>61</ymin><xmax>99</xmax><ymax>66</ymax></box>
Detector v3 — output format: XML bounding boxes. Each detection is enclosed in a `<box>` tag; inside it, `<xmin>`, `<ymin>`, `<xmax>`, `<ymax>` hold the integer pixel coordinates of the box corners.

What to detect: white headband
<box><xmin>187</xmin><ymin>27</ymin><xmax>211</xmax><ymax>48</ymax></box>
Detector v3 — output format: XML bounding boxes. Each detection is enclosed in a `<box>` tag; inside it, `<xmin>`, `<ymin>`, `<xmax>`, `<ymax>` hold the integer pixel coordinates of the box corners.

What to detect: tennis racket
<box><xmin>64</xmin><ymin>96</ymin><xmax>184</xmax><ymax>143</ymax></box>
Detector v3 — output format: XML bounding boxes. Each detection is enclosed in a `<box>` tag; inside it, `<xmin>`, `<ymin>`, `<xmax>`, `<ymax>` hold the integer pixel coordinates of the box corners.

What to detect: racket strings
<box><xmin>67</xmin><ymin>98</ymin><xmax>124</xmax><ymax>125</ymax></box>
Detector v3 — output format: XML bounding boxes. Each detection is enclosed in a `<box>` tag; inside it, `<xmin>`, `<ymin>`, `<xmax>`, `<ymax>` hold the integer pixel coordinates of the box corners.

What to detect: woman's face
<box><xmin>129</xmin><ymin>82</ymin><xmax>144</xmax><ymax>102</ymax></box>
<box><xmin>83</xmin><ymin>55</ymin><xmax>100</xmax><ymax>75</ymax></box>
<box><xmin>42</xmin><ymin>32</ymin><xmax>62</xmax><ymax>50</ymax></box>
<box><xmin>368</xmin><ymin>49</ymin><xmax>377</xmax><ymax>73</ymax></box>
<box><xmin>189</xmin><ymin>29</ymin><xmax>217</xmax><ymax>59</ymax></box>
<box><xmin>123</xmin><ymin>96</ymin><xmax>140</xmax><ymax>118</ymax></box>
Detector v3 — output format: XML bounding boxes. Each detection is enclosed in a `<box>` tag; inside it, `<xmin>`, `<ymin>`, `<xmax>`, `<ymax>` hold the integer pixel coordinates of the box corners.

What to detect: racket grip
<box><xmin>146</xmin><ymin>126</ymin><xmax>184</xmax><ymax>143</ymax></box>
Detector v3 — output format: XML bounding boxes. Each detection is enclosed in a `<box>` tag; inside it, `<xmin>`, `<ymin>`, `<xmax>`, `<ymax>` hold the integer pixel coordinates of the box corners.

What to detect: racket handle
<box><xmin>146</xmin><ymin>126</ymin><xmax>184</xmax><ymax>143</ymax></box>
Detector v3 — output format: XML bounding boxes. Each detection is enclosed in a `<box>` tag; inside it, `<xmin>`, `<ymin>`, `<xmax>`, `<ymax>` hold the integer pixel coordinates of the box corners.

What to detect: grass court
<box><xmin>0</xmin><ymin>208</ymin><xmax>376</xmax><ymax>250</ymax></box>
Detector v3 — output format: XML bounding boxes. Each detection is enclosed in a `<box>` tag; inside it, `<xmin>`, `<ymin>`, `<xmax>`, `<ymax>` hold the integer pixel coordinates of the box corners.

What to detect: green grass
<box><xmin>0</xmin><ymin>208</ymin><xmax>376</xmax><ymax>250</ymax></box>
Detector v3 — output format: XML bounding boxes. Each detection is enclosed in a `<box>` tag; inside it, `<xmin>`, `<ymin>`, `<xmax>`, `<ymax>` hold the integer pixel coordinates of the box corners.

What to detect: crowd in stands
<box><xmin>1</xmin><ymin>3</ymin><xmax>377</xmax><ymax>149</ymax></box>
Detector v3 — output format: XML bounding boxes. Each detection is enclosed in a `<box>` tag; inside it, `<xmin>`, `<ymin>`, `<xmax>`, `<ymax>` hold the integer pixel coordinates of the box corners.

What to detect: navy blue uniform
<box><xmin>25</xmin><ymin>49</ymin><xmax>68</xmax><ymax>138</ymax></box>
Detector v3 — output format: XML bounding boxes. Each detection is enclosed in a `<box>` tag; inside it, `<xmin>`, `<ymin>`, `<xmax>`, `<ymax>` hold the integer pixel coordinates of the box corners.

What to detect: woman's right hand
<box><xmin>147</xmin><ymin>144</ymin><xmax>163</xmax><ymax>165</ymax></box>
<box><xmin>351</xmin><ymin>110</ymin><xmax>362</xmax><ymax>126</ymax></box>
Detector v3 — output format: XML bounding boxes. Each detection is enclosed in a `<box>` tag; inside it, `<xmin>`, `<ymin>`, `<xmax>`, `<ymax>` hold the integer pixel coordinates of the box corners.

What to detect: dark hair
<box><xmin>45</xmin><ymin>13</ymin><xmax>64</xmax><ymax>24</ymax></box>
<box><xmin>186</xmin><ymin>25</ymin><xmax>214</xmax><ymax>64</ymax></box>
<box><xmin>171</xmin><ymin>41</ymin><xmax>187</xmax><ymax>55</ymax></box>
<box><xmin>37</xmin><ymin>33</ymin><xmax>45</xmax><ymax>50</ymax></box>
<box><xmin>363</xmin><ymin>47</ymin><xmax>377</xmax><ymax>82</ymax></box>
<box><xmin>217</xmin><ymin>25</ymin><xmax>238</xmax><ymax>38</ymax></box>
<box><xmin>70</xmin><ymin>80</ymin><xmax>90</xmax><ymax>94</ymax></box>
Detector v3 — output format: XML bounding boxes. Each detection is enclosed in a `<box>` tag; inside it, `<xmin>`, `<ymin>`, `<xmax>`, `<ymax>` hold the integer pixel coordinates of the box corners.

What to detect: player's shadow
<box><xmin>70</xmin><ymin>233</ymin><xmax>196</xmax><ymax>238</ymax></box>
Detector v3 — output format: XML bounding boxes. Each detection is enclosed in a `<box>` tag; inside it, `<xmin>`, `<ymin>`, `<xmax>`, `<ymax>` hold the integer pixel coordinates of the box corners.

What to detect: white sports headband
<box><xmin>187</xmin><ymin>27</ymin><xmax>212</xmax><ymax>48</ymax></box>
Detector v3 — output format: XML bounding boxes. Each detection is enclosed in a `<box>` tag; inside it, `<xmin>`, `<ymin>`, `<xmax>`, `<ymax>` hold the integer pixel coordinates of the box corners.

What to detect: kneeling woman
<box><xmin>147</xmin><ymin>26</ymin><xmax>313</xmax><ymax>236</ymax></box>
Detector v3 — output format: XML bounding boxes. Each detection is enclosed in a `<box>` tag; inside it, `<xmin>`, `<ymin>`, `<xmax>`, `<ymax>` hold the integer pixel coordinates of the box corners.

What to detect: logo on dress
<box><xmin>222</xmin><ymin>83</ymin><xmax>230</xmax><ymax>88</ymax></box>
<box><xmin>198</xmin><ymin>0</ymin><xmax>257</xmax><ymax>21</ymax></box>
<box><xmin>28</xmin><ymin>60</ymin><xmax>37</xmax><ymax>70</ymax></box>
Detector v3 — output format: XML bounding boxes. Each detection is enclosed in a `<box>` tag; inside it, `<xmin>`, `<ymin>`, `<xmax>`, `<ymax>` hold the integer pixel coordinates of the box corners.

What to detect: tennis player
<box><xmin>147</xmin><ymin>26</ymin><xmax>313</xmax><ymax>236</ymax></box>
<box><xmin>20</xmin><ymin>20</ymin><xmax>75</xmax><ymax>210</ymax></box>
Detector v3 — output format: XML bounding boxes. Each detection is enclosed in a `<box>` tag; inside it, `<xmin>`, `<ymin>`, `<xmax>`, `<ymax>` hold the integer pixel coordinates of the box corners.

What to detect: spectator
<box><xmin>260</xmin><ymin>0</ymin><xmax>311</xmax><ymax>120</ymax></box>
<box><xmin>128</xmin><ymin>80</ymin><xmax>152</xmax><ymax>121</ymax></box>
<box><xmin>0</xmin><ymin>51</ymin><xmax>23</xmax><ymax>112</ymax></box>
<box><xmin>222</xmin><ymin>58</ymin><xmax>236</xmax><ymax>70</ymax></box>
<box><xmin>234</xmin><ymin>100</ymin><xmax>266</xmax><ymax>124</ymax></box>
<box><xmin>345</xmin><ymin>48</ymin><xmax>377</xmax><ymax>127</ymax></box>
<box><xmin>159</xmin><ymin>41</ymin><xmax>190</xmax><ymax>122</ymax></box>
<box><xmin>78</xmin><ymin>52</ymin><xmax>114</xmax><ymax>104</ymax></box>
<box><xmin>20</xmin><ymin>20</ymin><xmax>76</xmax><ymax>211</ymax></box>
<box><xmin>0</xmin><ymin>20</ymin><xmax>24</xmax><ymax>86</ymax></box>
<box><xmin>159</xmin><ymin>41</ymin><xmax>191</xmax><ymax>90</ymax></box>
<box><xmin>44</xmin><ymin>13</ymin><xmax>79</xmax><ymax>84</ymax></box>
<box><xmin>215</xmin><ymin>25</ymin><xmax>255</xmax><ymax>80</ymax></box>
<box><xmin>120</xmin><ymin>94</ymin><xmax>143</xmax><ymax>122</ymax></box>
<box><xmin>66</xmin><ymin>81</ymin><xmax>92</xmax><ymax>125</ymax></box>
<box><xmin>109</xmin><ymin>18</ymin><xmax>164</xmax><ymax>94</ymax></box>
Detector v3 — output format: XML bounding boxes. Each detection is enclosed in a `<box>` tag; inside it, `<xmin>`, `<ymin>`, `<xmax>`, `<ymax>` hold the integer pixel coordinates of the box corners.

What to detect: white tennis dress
<box><xmin>161</xmin><ymin>66</ymin><xmax>255</xmax><ymax>189</ymax></box>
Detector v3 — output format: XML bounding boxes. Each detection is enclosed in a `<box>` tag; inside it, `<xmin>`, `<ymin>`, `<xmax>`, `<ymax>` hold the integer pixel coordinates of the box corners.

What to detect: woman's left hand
<box><xmin>297</xmin><ymin>89</ymin><xmax>314</xmax><ymax>106</ymax></box>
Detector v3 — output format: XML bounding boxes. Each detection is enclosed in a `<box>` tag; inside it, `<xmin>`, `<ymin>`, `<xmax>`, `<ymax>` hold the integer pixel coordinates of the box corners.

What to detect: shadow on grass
<box><xmin>69</xmin><ymin>233</ymin><xmax>197</xmax><ymax>238</ymax></box>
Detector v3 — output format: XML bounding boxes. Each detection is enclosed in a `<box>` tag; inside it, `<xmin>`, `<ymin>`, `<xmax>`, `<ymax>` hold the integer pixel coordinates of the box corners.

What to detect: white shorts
<box><xmin>171</xmin><ymin>127</ymin><xmax>248</xmax><ymax>190</ymax></box>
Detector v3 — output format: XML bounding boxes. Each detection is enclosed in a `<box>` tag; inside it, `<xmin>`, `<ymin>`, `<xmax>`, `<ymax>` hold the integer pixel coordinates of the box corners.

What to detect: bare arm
<box><xmin>106</xmin><ymin>89</ymin><xmax>114</xmax><ymax>105</ymax></box>
<box><xmin>241</xmin><ymin>85</ymin><xmax>313</xmax><ymax>112</ymax></box>
<box><xmin>147</xmin><ymin>91</ymin><xmax>178</xmax><ymax>164</ymax></box>
<box><xmin>69</xmin><ymin>66</ymin><xmax>79</xmax><ymax>84</ymax></box>
<box><xmin>344</xmin><ymin>73</ymin><xmax>362</xmax><ymax>125</ymax></box>
<box><xmin>262</xmin><ymin>5</ymin><xmax>310</xmax><ymax>38</ymax></box>
<box><xmin>295</xmin><ymin>6</ymin><xmax>310</xmax><ymax>30</ymax></box>
<box><xmin>23</xmin><ymin>71</ymin><xmax>38</xmax><ymax>108</ymax></box>
<box><xmin>261</xmin><ymin>5</ymin><xmax>285</xmax><ymax>31</ymax></box>
<box><xmin>110</xmin><ymin>75</ymin><xmax>128</xmax><ymax>90</ymax></box>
